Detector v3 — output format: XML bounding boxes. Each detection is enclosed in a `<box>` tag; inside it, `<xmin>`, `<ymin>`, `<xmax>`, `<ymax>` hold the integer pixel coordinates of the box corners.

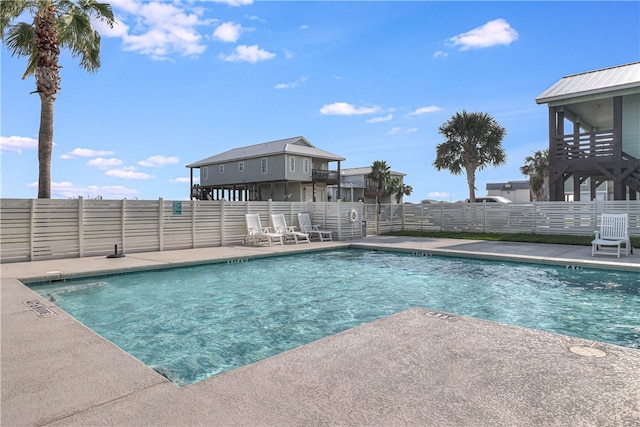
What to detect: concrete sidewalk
<box><xmin>1</xmin><ymin>238</ymin><xmax>639</xmax><ymax>426</ymax></box>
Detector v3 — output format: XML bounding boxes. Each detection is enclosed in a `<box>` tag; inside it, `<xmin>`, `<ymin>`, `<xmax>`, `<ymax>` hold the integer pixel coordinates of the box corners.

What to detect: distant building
<box><xmin>486</xmin><ymin>180</ymin><xmax>531</xmax><ymax>202</ymax></box>
<box><xmin>535</xmin><ymin>62</ymin><xmax>640</xmax><ymax>201</ymax></box>
<box><xmin>186</xmin><ymin>136</ymin><xmax>344</xmax><ymax>202</ymax></box>
<box><xmin>328</xmin><ymin>167</ymin><xmax>407</xmax><ymax>204</ymax></box>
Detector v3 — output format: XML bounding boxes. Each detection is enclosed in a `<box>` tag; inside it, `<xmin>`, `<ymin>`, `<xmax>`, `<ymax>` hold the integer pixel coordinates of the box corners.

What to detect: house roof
<box><xmin>486</xmin><ymin>180</ymin><xmax>530</xmax><ymax>191</ymax></box>
<box><xmin>535</xmin><ymin>62</ymin><xmax>640</xmax><ymax>105</ymax></box>
<box><xmin>340</xmin><ymin>167</ymin><xmax>406</xmax><ymax>177</ymax></box>
<box><xmin>186</xmin><ymin>136</ymin><xmax>345</xmax><ymax>168</ymax></box>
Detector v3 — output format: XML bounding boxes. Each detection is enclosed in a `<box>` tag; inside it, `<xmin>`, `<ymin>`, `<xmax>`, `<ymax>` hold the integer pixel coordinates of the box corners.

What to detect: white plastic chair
<box><xmin>297</xmin><ymin>212</ymin><xmax>333</xmax><ymax>241</ymax></box>
<box><xmin>245</xmin><ymin>214</ymin><xmax>283</xmax><ymax>246</ymax></box>
<box><xmin>270</xmin><ymin>214</ymin><xmax>310</xmax><ymax>244</ymax></box>
<box><xmin>591</xmin><ymin>213</ymin><xmax>632</xmax><ymax>258</ymax></box>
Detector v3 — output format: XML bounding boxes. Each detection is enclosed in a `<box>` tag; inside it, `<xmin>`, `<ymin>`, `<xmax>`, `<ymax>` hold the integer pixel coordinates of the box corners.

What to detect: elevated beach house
<box><xmin>328</xmin><ymin>167</ymin><xmax>407</xmax><ymax>203</ymax></box>
<box><xmin>186</xmin><ymin>136</ymin><xmax>345</xmax><ymax>202</ymax></box>
<box><xmin>535</xmin><ymin>62</ymin><xmax>640</xmax><ymax>201</ymax></box>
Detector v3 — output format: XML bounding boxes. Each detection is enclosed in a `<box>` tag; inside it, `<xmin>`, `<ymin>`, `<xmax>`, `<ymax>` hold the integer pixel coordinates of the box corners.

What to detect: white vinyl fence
<box><xmin>363</xmin><ymin>200</ymin><xmax>640</xmax><ymax>238</ymax></box>
<box><xmin>0</xmin><ymin>199</ymin><xmax>365</xmax><ymax>263</ymax></box>
<box><xmin>1</xmin><ymin>198</ymin><xmax>638</xmax><ymax>263</ymax></box>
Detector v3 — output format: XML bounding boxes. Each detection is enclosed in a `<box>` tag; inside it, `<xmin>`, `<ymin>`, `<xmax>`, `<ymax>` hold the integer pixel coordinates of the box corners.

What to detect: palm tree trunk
<box><xmin>467</xmin><ymin>169</ymin><xmax>476</xmax><ymax>201</ymax></box>
<box><xmin>38</xmin><ymin>97</ymin><xmax>54</xmax><ymax>199</ymax></box>
<box><xmin>34</xmin><ymin>2</ymin><xmax>60</xmax><ymax>199</ymax></box>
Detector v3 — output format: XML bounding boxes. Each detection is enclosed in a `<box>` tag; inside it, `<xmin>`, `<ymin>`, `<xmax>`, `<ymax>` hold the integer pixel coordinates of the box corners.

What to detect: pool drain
<box><xmin>569</xmin><ymin>345</ymin><xmax>606</xmax><ymax>358</ymax></box>
<box><xmin>23</xmin><ymin>300</ymin><xmax>55</xmax><ymax>318</ymax></box>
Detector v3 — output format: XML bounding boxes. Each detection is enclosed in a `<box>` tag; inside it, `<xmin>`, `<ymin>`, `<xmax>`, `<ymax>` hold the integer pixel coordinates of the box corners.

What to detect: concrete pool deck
<box><xmin>1</xmin><ymin>237</ymin><xmax>639</xmax><ymax>426</ymax></box>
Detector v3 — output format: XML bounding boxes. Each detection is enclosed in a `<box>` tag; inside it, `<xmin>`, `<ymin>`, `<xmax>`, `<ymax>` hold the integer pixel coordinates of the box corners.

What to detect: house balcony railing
<box><xmin>312</xmin><ymin>169</ymin><xmax>339</xmax><ymax>184</ymax></box>
<box><xmin>553</xmin><ymin>129</ymin><xmax>614</xmax><ymax>160</ymax></box>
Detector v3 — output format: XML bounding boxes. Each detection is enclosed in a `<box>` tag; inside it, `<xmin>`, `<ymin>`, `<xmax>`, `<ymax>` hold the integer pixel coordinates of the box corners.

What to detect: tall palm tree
<box><xmin>1</xmin><ymin>0</ymin><xmax>115</xmax><ymax>198</ymax></box>
<box><xmin>520</xmin><ymin>149</ymin><xmax>549</xmax><ymax>201</ymax></box>
<box><xmin>367</xmin><ymin>160</ymin><xmax>391</xmax><ymax>210</ymax></box>
<box><xmin>433</xmin><ymin>111</ymin><xmax>507</xmax><ymax>202</ymax></box>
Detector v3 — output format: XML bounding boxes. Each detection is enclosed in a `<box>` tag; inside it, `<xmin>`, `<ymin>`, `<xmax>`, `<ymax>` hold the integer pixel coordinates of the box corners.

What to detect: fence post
<box><xmin>159</xmin><ymin>198</ymin><xmax>164</xmax><ymax>251</ymax></box>
<box><xmin>29</xmin><ymin>199</ymin><xmax>35</xmax><ymax>260</ymax></box>
<box><xmin>401</xmin><ymin>203</ymin><xmax>405</xmax><ymax>231</ymax></box>
<box><xmin>121</xmin><ymin>199</ymin><xmax>126</xmax><ymax>253</ymax></box>
<box><xmin>440</xmin><ymin>203</ymin><xmax>444</xmax><ymax>231</ymax></box>
<box><xmin>191</xmin><ymin>200</ymin><xmax>196</xmax><ymax>248</ymax></box>
<box><xmin>532</xmin><ymin>201</ymin><xmax>536</xmax><ymax>234</ymax></box>
<box><xmin>337</xmin><ymin>199</ymin><xmax>342</xmax><ymax>240</ymax></box>
<box><xmin>220</xmin><ymin>199</ymin><xmax>226</xmax><ymax>245</ymax></box>
<box><xmin>78</xmin><ymin>196</ymin><xmax>84</xmax><ymax>257</ymax></box>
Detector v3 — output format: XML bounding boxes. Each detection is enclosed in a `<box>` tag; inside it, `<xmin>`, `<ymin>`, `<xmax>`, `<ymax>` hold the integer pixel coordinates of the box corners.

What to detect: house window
<box><xmin>303</xmin><ymin>158</ymin><xmax>310</xmax><ymax>174</ymax></box>
<box><xmin>202</xmin><ymin>167</ymin><xmax>208</xmax><ymax>180</ymax></box>
<box><xmin>261</xmin><ymin>158</ymin><xmax>268</xmax><ymax>174</ymax></box>
<box><xmin>238</xmin><ymin>161</ymin><xmax>244</xmax><ymax>172</ymax></box>
<box><xmin>289</xmin><ymin>157</ymin><xmax>295</xmax><ymax>172</ymax></box>
<box><xmin>219</xmin><ymin>165</ymin><xmax>224</xmax><ymax>174</ymax></box>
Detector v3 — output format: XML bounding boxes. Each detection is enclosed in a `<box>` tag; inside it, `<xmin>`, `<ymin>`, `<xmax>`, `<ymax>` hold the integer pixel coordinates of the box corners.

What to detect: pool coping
<box><xmin>2</xmin><ymin>237</ymin><xmax>639</xmax><ymax>426</ymax></box>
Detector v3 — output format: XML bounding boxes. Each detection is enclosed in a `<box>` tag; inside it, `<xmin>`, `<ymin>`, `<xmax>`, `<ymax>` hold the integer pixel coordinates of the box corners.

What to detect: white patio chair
<box><xmin>591</xmin><ymin>213</ymin><xmax>632</xmax><ymax>258</ymax></box>
<box><xmin>270</xmin><ymin>214</ymin><xmax>310</xmax><ymax>244</ymax></box>
<box><xmin>297</xmin><ymin>212</ymin><xmax>333</xmax><ymax>241</ymax></box>
<box><xmin>245</xmin><ymin>214</ymin><xmax>283</xmax><ymax>246</ymax></box>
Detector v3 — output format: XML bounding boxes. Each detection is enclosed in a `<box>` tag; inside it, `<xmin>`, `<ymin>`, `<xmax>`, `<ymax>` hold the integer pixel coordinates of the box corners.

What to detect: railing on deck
<box><xmin>1</xmin><ymin>199</ymin><xmax>638</xmax><ymax>263</ymax></box>
<box><xmin>554</xmin><ymin>130</ymin><xmax>614</xmax><ymax>160</ymax></box>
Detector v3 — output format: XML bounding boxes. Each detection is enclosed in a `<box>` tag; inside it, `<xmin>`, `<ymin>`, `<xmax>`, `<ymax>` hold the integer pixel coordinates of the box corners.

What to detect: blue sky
<box><xmin>2</xmin><ymin>0</ymin><xmax>639</xmax><ymax>202</ymax></box>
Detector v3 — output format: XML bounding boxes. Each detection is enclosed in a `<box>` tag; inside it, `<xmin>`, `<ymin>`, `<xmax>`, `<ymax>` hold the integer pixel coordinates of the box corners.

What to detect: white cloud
<box><xmin>433</xmin><ymin>50</ymin><xmax>448</xmax><ymax>59</ymax></box>
<box><xmin>27</xmin><ymin>181</ymin><xmax>140</xmax><ymax>199</ymax></box>
<box><xmin>61</xmin><ymin>148</ymin><xmax>116</xmax><ymax>159</ymax></box>
<box><xmin>387</xmin><ymin>127</ymin><xmax>418</xmax><ymax>135</ymax></box>
<box><xmin>212</xmin><ymin>0</ymin><xmax>253</xmax><ymax>6</ymax></box>
<box><xmin>106</xmin><ymin>169</ymin><xmax>155</xmax><ymax>180</ymax></box>
<box><xmin>219</xmin><ymin>45</ymin><xmax>276</xmax><ymax>63</ymax></box>
<box><xmin>448</xmin><ymin>18</ymin><xmax>519</xmax><ymax>50</ymax></box>
<box><xmin>320</xmin><ymin>102</ymin><xmax>381</xmax><ymax>116</ymax></box>
<box><xmin>300</xmin><ymin>24</ymin><xmax>310</xmax><ymax>30</ymax></box>
<box><xmin>87</xmin><ymin>157</ymin><xmax>123</xmax><ymax>169</ymax></box>
<box><xmin>409</xmin><ymin>106</ymin><xmax>441</xmax><ymax>116</ymax></box>
<box><xmin>0</xmin><ymin>135</ymin><xmax>37</xmax><ymax>153</ymax></box>
<box><xmin>138</xmin><ymin>155</ymin><xmax>179</xmax><ymax>167</ymax></box>
<box><xmin>105</xmin><ymin>0</ymin><xmax>208</xmax><ymax>60</ymax></box>
<box><xmin>275</xmin><ymin>76</ymin><xmax>308</xmax><ymax>90</ymax></box>
<box><xmin>366</xmin><ymin>114</ymin><xmax>393</xmax><ymax>123</ymax></box>
<box><xmin>428</xmin><ymin>191</ymin><xmax>451</xmax><ymax>199</ymax></box>
<box><xmin>171</xmin><ymin>177</ymin><xmax>193</xmax><ymax>183</ymax></box>
<box><xmin>214</xmin><ymin>22</ymin><xmax>242</xmax><ymax>43</ymax></box>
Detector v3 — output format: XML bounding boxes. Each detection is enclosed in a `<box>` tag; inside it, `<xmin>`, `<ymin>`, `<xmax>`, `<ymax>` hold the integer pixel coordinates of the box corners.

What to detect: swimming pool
<box><xmin>29</xmin><ymin>249</ymin><xmax>640</xmax><ymax>386</ymax></box>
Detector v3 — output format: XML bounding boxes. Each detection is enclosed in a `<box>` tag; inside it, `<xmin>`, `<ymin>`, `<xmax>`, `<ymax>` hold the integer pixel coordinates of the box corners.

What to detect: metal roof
<box><xmin>340</xmin><ymin>167</ymin><xmax>406</xmax><ymax>177</ymax></box>
<box><xmin>186</xmin><ymin>136</ymin><xmax>345</xmax><ymax>168</ymax></box>
<box><xmin>535</xmin><ymin>62</ymin><xmax>640</xmax><ymax>104</ymax></box>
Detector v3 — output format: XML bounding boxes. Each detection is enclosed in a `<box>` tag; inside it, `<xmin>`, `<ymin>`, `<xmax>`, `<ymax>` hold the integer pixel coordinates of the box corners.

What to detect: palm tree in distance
<box><xmin>367</xmin><ymin>160</ymin><xmax>391</xmax><ymax>211</ymax></box>
<box><xmin>388</xmin><ymin>176</ymin><xmax>413</xmax><ymax>203</ymax></box>
<box><xmin>433</xmin><ymin>111</ymin><xmax>507</xmax><ymax>202</ymax></box>
<box><xmin>520</xmin><ymin>149</ymin><xmax>549</xmax><ymax>201</ymax></box>
<box><xmin>1</xmin><ymin>0</ymin><xmax>115</xmax><ymax>198</ymax></box>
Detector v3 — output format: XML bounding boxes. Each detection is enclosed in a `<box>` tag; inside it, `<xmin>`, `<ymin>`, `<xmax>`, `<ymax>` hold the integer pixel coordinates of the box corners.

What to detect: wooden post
<box><xmin>613</xmin><ymin>96</ymin><xmax>625</xmax><ymax>200</ymax></box>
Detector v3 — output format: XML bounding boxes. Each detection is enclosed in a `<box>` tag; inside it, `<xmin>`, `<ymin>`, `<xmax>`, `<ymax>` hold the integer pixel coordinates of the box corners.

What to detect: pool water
<box><xmin>29</xmin><ymin>249</ymin><xmax>640</xmax><ymax>386</ymax></box>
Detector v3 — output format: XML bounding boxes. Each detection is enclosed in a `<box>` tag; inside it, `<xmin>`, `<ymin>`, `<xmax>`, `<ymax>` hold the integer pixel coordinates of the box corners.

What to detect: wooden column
<box><xmin>613</xmin><ymin>96</ymin><xmax>625</xmax><ymax>200</ymax></box>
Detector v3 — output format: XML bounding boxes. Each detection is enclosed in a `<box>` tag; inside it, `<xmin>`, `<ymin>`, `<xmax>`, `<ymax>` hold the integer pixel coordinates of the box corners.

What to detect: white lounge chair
<box><xmin>297</xmin><ymin>212</ymin><xmax>333</xmax><ymax>241</ymax></box>
<box><xmin>591</xmin><ymin>213</ymin><xmax>632</xmax><ymax>258</ymax></box>
<box><xmin>270</xmin><ymin>214</ymin><xmax>310</xmax><ymax>244</ymax></box>
<box><xmin>245</xmin><ymin>214</ymin><xmax>283</xmax><ymax>246</ymax></box>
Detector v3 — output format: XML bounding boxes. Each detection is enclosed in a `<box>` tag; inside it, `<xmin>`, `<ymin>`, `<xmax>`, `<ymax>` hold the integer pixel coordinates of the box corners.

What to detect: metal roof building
<box><xmin>535</xmin><ymin>62</ymin><xmax>640</xmax><ymax>201</ymax></box>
